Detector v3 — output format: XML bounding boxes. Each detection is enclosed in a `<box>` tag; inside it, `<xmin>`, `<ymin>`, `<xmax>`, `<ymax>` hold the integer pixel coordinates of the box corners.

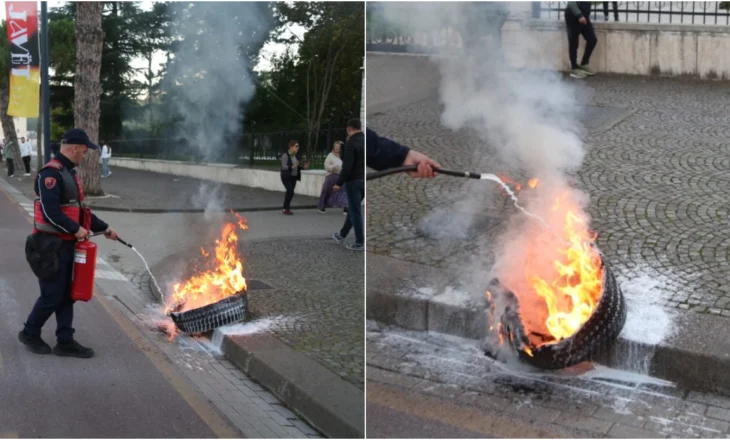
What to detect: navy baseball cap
<box><xmin>61</xmin><ymin>128</ymin><xmax>99</xmax><ymax>150</ymax></box>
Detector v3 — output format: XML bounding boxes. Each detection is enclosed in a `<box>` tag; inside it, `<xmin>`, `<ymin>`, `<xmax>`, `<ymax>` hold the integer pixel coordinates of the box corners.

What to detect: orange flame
<box><xmin>164</xmin><ymin>215</ymin><xmax>248</xmax><ymax>315</ymax></box>
<box><xmin>526</xmin><ymin>194</ymin><xmax>603</xmax><ymax>344</ymax></box>
<box><xmin>498</xmin><ymin>173</ymin><xmax>539</xmax><ymax>194</ymax></box>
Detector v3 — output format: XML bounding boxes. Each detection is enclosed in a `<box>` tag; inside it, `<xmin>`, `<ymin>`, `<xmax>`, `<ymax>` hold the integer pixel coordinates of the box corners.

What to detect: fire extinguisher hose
<box><xmin>366</xmin><ymin>165</ymin><xmax>482</xmax><ymax>181</ymax></box>
<box><xmin>86</xmin><ymin>231</ymin><xmax>133</xmax><ymax>248</ymax></box>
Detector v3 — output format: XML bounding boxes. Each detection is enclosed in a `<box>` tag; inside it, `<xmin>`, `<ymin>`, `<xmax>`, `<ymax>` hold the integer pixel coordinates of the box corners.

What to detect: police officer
<box><xmin>19</xmin><ymin>128</ymin><xmax>118</xmax><ymax>358</ymax></box>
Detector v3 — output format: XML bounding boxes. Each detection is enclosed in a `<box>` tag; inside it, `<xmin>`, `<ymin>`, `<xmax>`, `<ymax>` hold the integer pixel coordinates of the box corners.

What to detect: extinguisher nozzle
<box><xmin>117</xmin><ymin>237</ymin><xmax>133</xmax><ymax>248</ymax></box>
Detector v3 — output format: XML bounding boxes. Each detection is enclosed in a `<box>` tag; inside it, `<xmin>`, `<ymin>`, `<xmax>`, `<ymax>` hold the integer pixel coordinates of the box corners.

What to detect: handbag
<box><xmin>25</xmin><ymin>233</ymin><xmax>63</xmax><ymax>280</ymax></box>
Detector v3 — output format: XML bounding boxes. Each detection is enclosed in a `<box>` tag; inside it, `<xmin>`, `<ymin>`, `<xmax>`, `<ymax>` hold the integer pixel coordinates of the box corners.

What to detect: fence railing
<box><xmin>535</xmin><ymin>1</ymin><xmax>730</xmax><ymax>25</ymax></box>
<box><xmin>111</xmin><ymin>128</ymin><xmax>348</xmax><ymax>171</ymax></box>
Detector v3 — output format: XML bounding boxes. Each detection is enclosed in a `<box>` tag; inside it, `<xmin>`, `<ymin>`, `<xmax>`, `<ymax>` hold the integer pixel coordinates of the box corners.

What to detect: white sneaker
<box><xmin>24</xmin><ymin>173</ymin><xmax>30</xmax><ymax>176</ymax></box>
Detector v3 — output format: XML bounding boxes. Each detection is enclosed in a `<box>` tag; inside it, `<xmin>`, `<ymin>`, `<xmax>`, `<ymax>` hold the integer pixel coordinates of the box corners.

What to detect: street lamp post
<box><xmin>41</xmin><ymin>1</ymin><xmax>51</xmax><ymax>163</ymax></box>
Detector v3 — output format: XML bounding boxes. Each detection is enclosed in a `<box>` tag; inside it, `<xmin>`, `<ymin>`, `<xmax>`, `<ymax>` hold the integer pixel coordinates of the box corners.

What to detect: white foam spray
<box><xmin>130</xmin><ymin>246</ymin><xmax>164</xmax><ymax>303</ymax></box>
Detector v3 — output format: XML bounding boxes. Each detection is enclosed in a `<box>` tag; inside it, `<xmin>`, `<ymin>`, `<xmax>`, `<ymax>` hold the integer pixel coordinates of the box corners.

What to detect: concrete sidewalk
<box><xmin>2</xmin><ymin>166</ymin><xmax>319</xmax><ymax>213</ymax></box>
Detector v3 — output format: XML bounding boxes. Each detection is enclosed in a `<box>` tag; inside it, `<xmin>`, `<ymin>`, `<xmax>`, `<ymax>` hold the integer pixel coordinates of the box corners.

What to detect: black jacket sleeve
<box><xmin>36</xmin><ymin>168</ymin><xmax>80</xmax><ymax>234</ymax></box>
<box><xmin>365</xmin><ymin>128</ymin><xmax>410</xmax><ymax>171</ymax></box>
<box><xmin>90</xmin><ymin>213</ymin><xmax>108</xmax><ymax>233</ymax></box>
<box><xmin>336</xmin><ymin>142</ymin><xmax>354</xmax><ymax>187</ymax></box>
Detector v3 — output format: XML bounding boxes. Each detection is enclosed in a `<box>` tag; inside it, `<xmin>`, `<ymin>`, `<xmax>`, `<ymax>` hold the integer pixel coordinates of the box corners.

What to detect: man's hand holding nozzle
<box><xmin>104</xmin><ymin>227</ymin><xmax>118</xmax><ymax>240</ymax></box>
<box><xmin>402</xmin><ymin>150</ymin><xmax>441</xmax><ymax>178</ymax></box>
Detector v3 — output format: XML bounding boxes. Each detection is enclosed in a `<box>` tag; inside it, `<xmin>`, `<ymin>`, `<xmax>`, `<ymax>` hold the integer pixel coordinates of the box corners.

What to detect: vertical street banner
<box><xmin>5</xmin><ymin>1</ymin><xmax>39</xmax><ymax>117</ymax></box>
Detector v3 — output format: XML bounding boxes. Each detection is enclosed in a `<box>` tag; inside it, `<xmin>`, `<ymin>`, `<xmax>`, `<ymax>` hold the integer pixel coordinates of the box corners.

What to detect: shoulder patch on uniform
<box><xmin>44</xmin><ymin>177</ymin><xmax>57</xmax><ymax>189</ymax></box>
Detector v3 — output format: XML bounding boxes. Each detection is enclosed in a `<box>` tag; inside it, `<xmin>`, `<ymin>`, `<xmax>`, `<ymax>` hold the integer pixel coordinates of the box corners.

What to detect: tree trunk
<box><xmin>74</xmin><ymin>2</ymin><xmax>104</xmax><ymax>195</ymax></box>
<box><xmin>0</xmin><ymin>87</ymin><xmax>20</xmax><ymax>166</ymax></box>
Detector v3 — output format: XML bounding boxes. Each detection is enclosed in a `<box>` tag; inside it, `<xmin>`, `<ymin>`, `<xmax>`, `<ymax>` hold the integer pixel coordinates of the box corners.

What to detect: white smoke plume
<box><xmin>377</xmin><ymin>2</ymin><xmax>598</xmax><ymax>344</ymax></box>
<box><xmin>165</xmin><ymin>2</ymin><xmax>272</xmax><ymax>158</ymax></box>
<box><xmin>163</xmin><ymin>2</ymin><xmax>274</xmax><ymax>217</ymax></box>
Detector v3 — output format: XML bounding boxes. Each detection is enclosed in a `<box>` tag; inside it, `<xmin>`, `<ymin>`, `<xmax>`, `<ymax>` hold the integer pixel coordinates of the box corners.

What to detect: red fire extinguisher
<box><xmin>71</xmin><ymin>237</ymin><xmax>98</xmax><ymax>302</ymax></box>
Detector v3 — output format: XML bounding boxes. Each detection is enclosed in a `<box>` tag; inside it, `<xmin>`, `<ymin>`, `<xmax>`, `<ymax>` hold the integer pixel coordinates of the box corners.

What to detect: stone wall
<box><xmin>503</xmin><ymin>19</ymin><xmax>730</xmax><ymax>79</ymax></box>
<box><xmin>108</xmin><ymin>157</ymin><xmax>327</xmax><ymax>197</ymax></box>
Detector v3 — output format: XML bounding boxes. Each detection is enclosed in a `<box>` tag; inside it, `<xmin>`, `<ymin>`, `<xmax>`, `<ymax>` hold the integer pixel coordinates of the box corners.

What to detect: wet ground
<box><xmin>367</xmin><ymin>323</ymin><xmax>730</xmax><ymax>438</ymax></box>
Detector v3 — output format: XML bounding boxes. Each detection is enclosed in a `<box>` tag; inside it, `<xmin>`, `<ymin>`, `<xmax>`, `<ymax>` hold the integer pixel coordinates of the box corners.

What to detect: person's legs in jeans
<box><xmin>340</xmin><ymin>179</ymin><xmax>364</xmax><ymax>245</ymax></box>
<box><xmin>349</xmin><ymin>179</ymin><xmax>364</xmax><ymax>245</ymax></box>
<box><xmin>339</xmin><ymin>203</ymin><xmax>353</xmax><ymax>239</ymax></box>
<box><xmin>23</xmin><ymin>156</ymin><xmax>30</xmax><ymax>174</ymax></box>
<box><xmin>580</xmin><ymin>22</ymin><xmax>598</xmax><ymax>67</ymax></box>
<box><xmin>102</xmin><ymin>158</ymin><xmax>109</xmax><ymax>177</ymax></box>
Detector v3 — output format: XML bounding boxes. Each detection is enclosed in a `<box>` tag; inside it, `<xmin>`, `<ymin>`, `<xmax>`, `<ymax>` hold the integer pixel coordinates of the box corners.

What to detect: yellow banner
<box><xmin>6</xmin><ymin>1</ymin><xmax>40</xmax><ymax>118</ymax></box>
<box><xmin>8</xmin><ymin>67</ymin><xmax>39</xmax><ymax>117</ymax></box>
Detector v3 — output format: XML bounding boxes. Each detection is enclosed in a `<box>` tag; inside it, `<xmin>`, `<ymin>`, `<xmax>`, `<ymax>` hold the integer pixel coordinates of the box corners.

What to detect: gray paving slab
<box><xmin>366</xmin><ymin>52</ymin><xmax>730</xmax><ymax>320</ymax></box>
<box><xmin>368</xmin><ymin>323</ymin><xmax>730</xmax><ymax>439</ymax></box>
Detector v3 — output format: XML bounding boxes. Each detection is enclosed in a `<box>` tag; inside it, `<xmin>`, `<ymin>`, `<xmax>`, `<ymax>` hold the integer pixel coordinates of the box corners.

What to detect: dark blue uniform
<box><xmin>365</xmin><ymin>128</ymin><xmax>410</xmax><ymax>171</ymax></box>
<box><xmin>24</xmin><ymin>153</ymin><xmax>108</xmax><ymax>344</ymax></box>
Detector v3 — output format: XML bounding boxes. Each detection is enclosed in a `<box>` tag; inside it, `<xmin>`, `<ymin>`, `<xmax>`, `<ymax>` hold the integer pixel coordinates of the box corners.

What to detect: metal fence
<box><xmin>111</xmin><ymin>128</ymin><xmax>348</xmax><ymax>170</ymax></box>
<box><xmin>535</xmin><ymin>1</ymin><xmax>730</xmax><ymax>25</ymax></box>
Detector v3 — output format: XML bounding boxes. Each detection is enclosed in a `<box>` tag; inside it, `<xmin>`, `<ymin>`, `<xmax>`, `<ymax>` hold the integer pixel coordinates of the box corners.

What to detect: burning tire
<box><xmin>169</xmin><ymin>292</ymin><xmax>249</xmax><ymax>334</ymax></box>
<box><xmin>486</xmin><ymin>259</ymin><xmax>626</xmax><ymax>370</ymax></box>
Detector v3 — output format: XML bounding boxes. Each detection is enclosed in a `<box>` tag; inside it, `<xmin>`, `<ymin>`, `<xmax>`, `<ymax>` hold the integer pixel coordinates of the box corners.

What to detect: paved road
<box><xmin>1</xmin><ymin>166</ymin><xmax>365</xmax><ymax>388</ymax></box>
<box><xmin>368</xmin><ymin>323</ymin><xmax>730</xmax><ymax>438</ymax></box>
<box><xmin>3</xmin><ymin>166</ymin><xmax>318</xmax><ymax>212</ymax></box>
<box><xmin>0</xmin><ymin>186</ymin><xmax>225</xmax><ymax>437</ymax></box>
<box><xmin>366</xmin><ymin>52</ymin><xmax>730</xmax><ymax>316</ymax></box>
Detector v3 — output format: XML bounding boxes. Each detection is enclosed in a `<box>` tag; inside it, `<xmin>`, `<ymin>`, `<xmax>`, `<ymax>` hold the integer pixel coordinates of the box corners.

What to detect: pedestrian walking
<box><xmin>6</xmin><ymin>138</ymin><xmax>16</xmax><ymax>177</ymax></box>
<box><xmin>332</xmin><ymin>119</ymin><xmax>365</xmax><ymax>251</ymax></box>
<box><xmin>603</xmin><ymin>1</ymin><xmax>619</xmax><ymax>21</ymax></box>
<box><xmin>564</xmin><ymin>1</ymin><xmax>598</xmax><ymax>79</ymax></box>
<box><xmin>280</xmin><ymin>140</ymin><xmax>310</xmax><ymax>215</ymax></box>
<box><xmin>20</xmin><ymin>128</ymin><xmax>119</xmax><ymax>358</ymax></box>
<box><xmin>101</xmin><ymin>141</ymin><xmax>112</xmax><ymax>177</ymax></box>
<box><xmin>20</xmin><ymin>136</ymin><xmax>32</xmax><ymax>176</ymax></box>
<box><xmin>317</xmin><ymin>140</ymin><xmax>349</xmax><ymax>214</ymax></box>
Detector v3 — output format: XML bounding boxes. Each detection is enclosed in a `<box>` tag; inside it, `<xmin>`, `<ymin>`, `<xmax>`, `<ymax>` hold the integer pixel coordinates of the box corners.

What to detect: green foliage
<box><xmin>48</xmin><ymin>2</ymin><xmax>171</xmax><ymax>139</ymax></box>
<box><xmin>245</xmin><ymin>2</ymin><xmax>364</xmax><ymax>138</ymax></box>
<box><xmin>40</xmin><ymin>1</ymin><xmax>362</xmax><ymax>156</ymax></box>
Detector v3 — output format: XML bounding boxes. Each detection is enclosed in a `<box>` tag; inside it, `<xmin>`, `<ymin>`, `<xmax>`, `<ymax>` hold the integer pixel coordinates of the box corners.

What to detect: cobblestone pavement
<box><xmin>368</xmin><ymin>323</ymin><xmax>730</xmax><ymax>438</ymax></box>
<box><xmin>366</xmin><ymin>52</ymin><xmax>730</xmax><ymax>316</ymax></box>
<box><xmin>142</xmin><ymin>238</ymin><xmax>365</xmax><ymax>388</ymax></box>
<box><xmin>2</xmin><ymin>166</ymin><xmax>318</xmax><ymax>211</ymax></box>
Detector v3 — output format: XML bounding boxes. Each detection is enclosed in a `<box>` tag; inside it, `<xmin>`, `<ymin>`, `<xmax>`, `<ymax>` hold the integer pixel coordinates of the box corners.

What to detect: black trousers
<box><xmin>6</xmin><ymin>158</ymin><xmax>14</xmax><ymax>176</ymax></box>
<box><xmin>24</xmin><ymin>240</ymin><xmax>77</xmax><ymax>343</ymax></box>
<box><xmin>22</xmin><ymin>155</ymin><xmax>30</xmax><ymax>173</ymax></box>
<box><xmin>603</xmin><ymin>2</ymin><xmax>619</xmax><ymax>20</ymax></box>
<box><xmin>565</xmin><ymin>14</ymin><xmax>597</xmax><ymax>69</ymax></box>
<box><xmin>281</xmin><ymin>176</ymin><xmax>298</xmax><ymax>210</ymax></box>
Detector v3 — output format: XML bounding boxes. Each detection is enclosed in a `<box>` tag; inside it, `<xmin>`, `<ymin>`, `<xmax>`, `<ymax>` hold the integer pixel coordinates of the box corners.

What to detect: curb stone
<box><xmin>220</xmin><ymin>332</ymin><xmax>365</xmax><ymax>438</ymax></box>
<box><xmin>367</xmin><ymin>252</ymin><xmax>730</xmax><ymax>396</ymax></box>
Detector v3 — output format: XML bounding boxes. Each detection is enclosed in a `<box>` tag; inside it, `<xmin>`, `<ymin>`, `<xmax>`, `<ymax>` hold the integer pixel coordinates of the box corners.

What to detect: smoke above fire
<box><xmin>165</xmin><ymin>2</ymin><xmax>272</xmax><ymax>159</ymax></box>
<box><xmin>163</xmin><ymin>2</ymin><xmax>274</xmax><ymax>220</ymax></box>
<box><xmin>377</xmin><ymin>3</ymin><xmax>600</xmax><ymax>346</ymax></box>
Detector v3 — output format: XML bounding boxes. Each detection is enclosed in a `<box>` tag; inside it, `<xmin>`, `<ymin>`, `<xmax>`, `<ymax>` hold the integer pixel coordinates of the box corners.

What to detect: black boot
<box><xmin>53</xmin><ymin>340</ymin><xmax>94</xmax><ymax>358</ymax></box>
<box><xmin>18</xmin><ymin>330</ymin><xmax>52</xmax><ymax>354</ymax></box>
